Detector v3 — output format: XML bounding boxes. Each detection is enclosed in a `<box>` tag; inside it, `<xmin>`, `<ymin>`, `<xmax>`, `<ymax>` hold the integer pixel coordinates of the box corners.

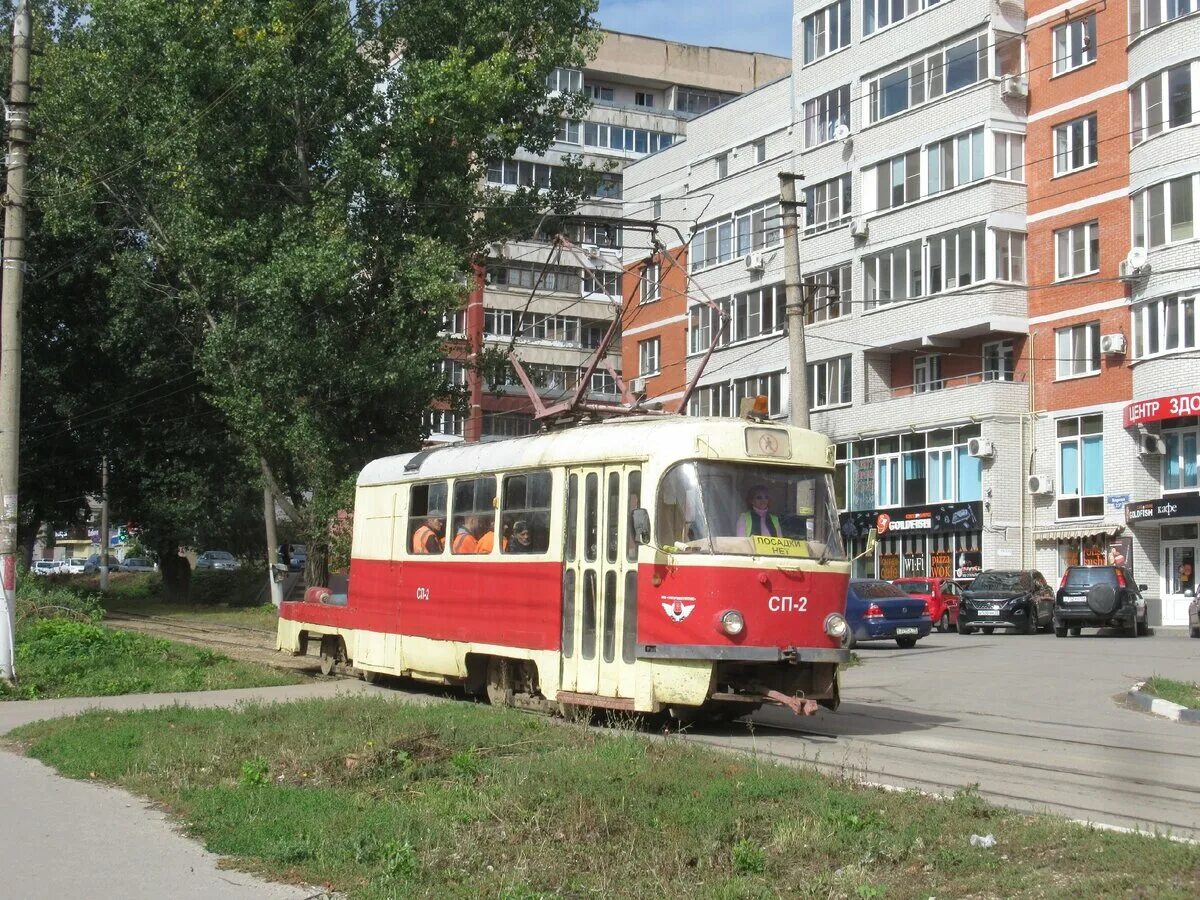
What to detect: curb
<box><xmin>1127</xmin><ymin>682</ymin><xmax>1200</xmax><ymax>724</ymax></box>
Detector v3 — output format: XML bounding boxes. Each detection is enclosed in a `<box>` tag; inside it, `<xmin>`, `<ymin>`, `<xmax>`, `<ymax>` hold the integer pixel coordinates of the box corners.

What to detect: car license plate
<box><xmin>978</xmin><ymin>609</ymin><xmax>999</xmax><ymax>616</ymax></box>
<box><xmin>895</xmin><ymin>627</ymin><xmax>919</xmax><ymax>635</ymax></box>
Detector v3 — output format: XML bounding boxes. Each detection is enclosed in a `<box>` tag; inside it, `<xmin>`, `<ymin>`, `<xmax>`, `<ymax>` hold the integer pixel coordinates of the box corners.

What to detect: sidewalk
<box><xmin>0</xmin><ymin>679</ymin><xmax>381</xmax><ymax>900</ymax></box>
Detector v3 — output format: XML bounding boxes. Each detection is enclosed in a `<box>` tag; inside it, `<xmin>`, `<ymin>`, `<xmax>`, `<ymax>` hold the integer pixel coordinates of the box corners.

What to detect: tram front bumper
<box><xmin>638</xmin><ymin>644</ymin><xmax>851</xmax><ymax>664</ymax></box>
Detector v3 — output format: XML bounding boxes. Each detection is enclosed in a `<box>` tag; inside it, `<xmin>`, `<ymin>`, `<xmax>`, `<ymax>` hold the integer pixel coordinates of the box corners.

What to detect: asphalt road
<box><xmin>691</xmin><ymin>627</ymin><xmax>1200</xmax><ymax>839</ymax></box>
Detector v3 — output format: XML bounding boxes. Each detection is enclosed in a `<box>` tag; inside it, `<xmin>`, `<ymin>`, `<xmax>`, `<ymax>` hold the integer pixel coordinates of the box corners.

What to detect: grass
<box><xmin>10</xmin><ymin>697</ymin><xmax>1199</xmax><ymax>898</ymax></box>
<box><xmin>107</xmin><ymin>598</ymin><xmax>280</xmax><ymax>631</ymax></box>
<box><xmin>1142</xmin><ymin>677</ymin><xmax>1200</xmax><ymax>710</ymax></box>
<box><xmin>0</xmin><ymin>618</ymin><xmax>300</xmax><ymax>700</ymax></box>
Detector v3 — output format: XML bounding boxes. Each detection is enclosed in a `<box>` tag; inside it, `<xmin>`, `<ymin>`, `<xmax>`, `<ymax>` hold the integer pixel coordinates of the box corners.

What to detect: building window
<box><xmin>590</xmin><ymin>371</ymin><xmax>617</xmax><ymax>396</ymax></box>
<box><xmin>982</xmin><ymin>340</ymin><xmax>1015</xmax><ymax>382</ymax></box>
<box><xmin>1132</xmin><ymin>175</ymin><xmax>1196</xmax><ymax>249</ymax></box>
<box><xmin>571</xmin><ymin>221</ymin><xmax>621</xmax><ymax>248</ymax></box>
<box><xmin>733</xmin><ymin>371</ymin><xmax>784</xmax><ymax>417</ymax></box>
<box><xmin>688</xmin><ymin>300</ymin><xmax>730</xmax><ymax>355</ymax></box>
<box><xmin>876</xmin><ymin>438</ymin><xmax>901</xmax><ymax>508</ymax></box>
<box><xmin>731</xmin><ymin>284</ymin><xmax>785</xmax><ymax>343</ymax></box>
<box><xmin>994</xmin><ymin>230</ymin><xmax>1027</xmax><ymax>283</ymax></box>
<box><xmin>493</xmin><ymin>264</ymin><xmax>581</xmax><ymax>295</ymax></box>
<box><xmin>863</xmin><ymin>0</ymin><xmax>940</xmax><ymax>36</ymax></box>
<box><xmin>1131</xmin><ymin>63</ymin><xmax>1194</xmax><ymax>146</ymax></box>
<box><xmin>913</xmin><ymin>355</ymin><xmax>943</xmax><ymax>394</ymax></box>
<box><xmin>927</xmin><ymin>223</ymin><xmax>986</xmax><ymax>293</ymax></box>
<box><xmin>675</xmin><ymin>88</ymin><xmax>734</xmax><ymax>114</ymax></box>
<box><xmin>555</xmin><ymin>119</ymin><xmax>581</xmax><ymax>145</ymax></box>
<box><xmin>714</xmin><ymin>153</ymin><xmax>729</xmax><ymax>180</ymax></box>
<box><xmin>426</xmin><ymin>410</ymin><xmax>465</xmax><ymax>437</ymax></box>
<box><xmin>1054</xmin><ymin>220</ymin><xmax>1100</xmax><ymax>280</ymax></box>
<box><xmin>804</xmin><ymin>0</ymin><xmax>851</xmax><ymax>64</ymax></box>
<box><xmin>863</xmin><ymin>241</ymin><xmax>923</xmax><ymax>308</ymax></box>
<box><xmin>483</xmin><ymin>412</ymin><xmax>534</xmax><ymax>439</ymax></box>
<box><xmin>804</xmin><ymin>263</ymin><xmax>851</xmax><ymax>323</ymax></box>
<box><xmin>868</xmin><ymin>34</ymin><xmax>986</xmax><ymax>124</ymax></box>
<box><xmin>486</xmin><ymin>159</ymin><xmax>561</xmax><ymax>189</ymax></box>
<box><xmin>639</xmin><ymin>263</ymin><xmax>661</xmax><ymax>303</ymax></box>
<box><xmin>735</xmin><ymin>201</ymin><xmax>782</xmax><ymax>255</ymax></box>
<box><xmin>1052</xmin><ymin>15</ymin><xmax>1096</xmax><ymax>76</ymax></box>
<box><xmin>804</xmin><ymin>84</ymin><xmax>850</xmax><ymax>148</ymax></box>
<box><xmin>691</xmin><ymin>219</ymin><xmax>734</xmax><ymax>272</ymax></box>
<box><xmin>586</xmin><ymin>83</ymin><xmax>614</xmax><ymax>103</ymax></box>
<box><xmin>927</xmin><ymin>127</ymin><xmax>985</xmax><ymax>195</ymax></box>
<box><xmin>440</xmin><ymin>359</ymin><xmax>468</xmax><ymax>387</ymax></box>
<box><xmin>1053</xmin><ymin>113</ymin><xmax>1098</xmax><ymax>175</ymax></box>
<box><xmin>634</xmin><ymin>91</ymin><xmax>654</xmax><ymax>108</ymax></box>
<box><xmin>808</xmin><ymin>356</ymin><xmax>852</xmax><ymax>410</ymax></box>
<box><xmin>1055</xmin><ymin>322</ymin><xmax>1101</xmax><ymax>378</ymax></box>
<box><xmin>872</xmin><ymin>149</ymin><xmax>920</xmax><ymax>212</ymax></box>
<box><xmin>638</xmin><ymin>337</ymin><xmax>661</xmax><ymax>377</ymax></box>
<box><xmin>1130</xmin><ymin>0</ymin><xmax>1196</xmax><ymax>37</ymax></box>
<box><xmin>994</xmin><ymin>132</ymin><xmax>1025</xmax><ymax>181</ymax></box>
<box><xmin>1163</xmin><ymin>423</ymin><xmax>1200</xmax><ymax>492</ymax></box>
<box><xmin>1057</xmin><ymin>414</ymin><xmax>1104</xmax><ymax>519</ymax></box>
<box><xmin>688</xmin><ymin>383</ymin><xmax>733</xmax><ymax>417</ymax></box>
<box><xmin>583</xmin><ymin>122</ymin><xmax>674</xmax><ymax>156</ymax></box>
<box><xmin>546</xmin><ymin>68</ymin><xmax>583</xmax><ymax>94</ymax></box>
<box><xmin>1131</xmin><ymin>294</ymin><xmax>1198</xmax><ymax>359</ymax></box>
<box><xmin>441</xmin><ymin>308</ymin><xmax>468</xmax><ymax>335</ymax></box>
<box><xmin>805</xmin><ymin>174</ymin><xmax>853</xmax><ymax>233</ymax></box>
<box><xmin>753</xmin><ymin>137</ymin><xmax>767</xmax><ymax>164</ymax></box>
<box><xmin>582</xmin><ymin>270</ymin><xmax>618</xmax><ymax>298</ymax></box>
<box><xmin>521</xmin><ymin>314</ymin><xmax>580</xmax><ymax>345</ymax></box>
<box><xmin>651</xmin><ymin>196</ymin><xmax>662</xmax><ymax>220</ymax></box>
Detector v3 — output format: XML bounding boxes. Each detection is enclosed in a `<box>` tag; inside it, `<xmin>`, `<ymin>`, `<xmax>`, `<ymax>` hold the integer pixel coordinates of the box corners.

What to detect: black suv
<box><xmin>1054</xmin><ymin>566</ymin><xmax>1148</xmax><ymax>637</ymax></box>
<box><xmin>958</xmin><ymin>570</ymin><xmax>1054</xmax><ymax>634</ymax></box>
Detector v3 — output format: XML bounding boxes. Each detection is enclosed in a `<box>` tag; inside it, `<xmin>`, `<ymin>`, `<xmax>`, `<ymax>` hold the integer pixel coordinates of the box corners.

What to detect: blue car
<box><xmin>844</xmin><ymin>579</ymin><xmax>933</xmax><ymax>649</ymax></box>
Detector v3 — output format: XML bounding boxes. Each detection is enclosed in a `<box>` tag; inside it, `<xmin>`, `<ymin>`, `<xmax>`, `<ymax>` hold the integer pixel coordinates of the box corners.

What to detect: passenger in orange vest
<box><xmin>736</xmin><ymin>485</ymin><xmax>781</xmax><ymax>537</ymax></box>
<box><xmin>452</xmin><ymin>515</ymin><xmax>479</xmax><ymax>554</ymax></box>
<box><xmin>476</xmin><ymin>523</ymin><xmax>496</xmax><ymax>553</ymax></box>
<box><xmin>411</xmin><ymin>510</ymin><xmax>445</xmax><ymax>554</ymax></box>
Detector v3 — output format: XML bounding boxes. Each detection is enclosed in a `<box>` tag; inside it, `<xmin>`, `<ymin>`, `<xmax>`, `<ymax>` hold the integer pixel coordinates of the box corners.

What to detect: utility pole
<box><xmin>99</xmin><ymin>457</ymin><xmax>110</xmax><ymax>591</ymax></box>
<box><xmin>262</xmin><ymin>482</ymin><xmax>283</xmax><ymax>606</ymax></box>
<box><xmin>778</xmin><ymin>171</ymin><xmax>810</xmax><ymax>430</ymax></box>
<box><xmin>0</xmin><ymin>0</ymin><xmax>33</xmax><ymax>683</ymax></box>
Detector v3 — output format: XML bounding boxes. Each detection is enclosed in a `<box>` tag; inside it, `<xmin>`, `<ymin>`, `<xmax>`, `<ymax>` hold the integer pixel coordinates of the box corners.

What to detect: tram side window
<box><xmin>408</xmin><ymin>481</ymin><xmax>448</xmax><ymax>555</ymax></box>
<box><xmin>501</xmin><ymin>471</ymin><xmax>552</xmax><ymax>554</ymax></box>
<box><xmin>626</xmin><ymin>470</ymin><xmax>642</xmax><ymax>563</ymax></box>
<box><xmin>451</xmin><ymin>476</ymin><xmax>497</xmax><ymax>554</ymax></box>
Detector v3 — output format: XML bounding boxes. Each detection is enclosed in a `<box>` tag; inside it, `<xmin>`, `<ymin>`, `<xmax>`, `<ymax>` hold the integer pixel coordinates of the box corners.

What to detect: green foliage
<box><xmin>14</xmin><ymin>575</ymin><xmax>104</xmax><ymax>626</ymax></box>
<box><xmin>0</xmin><ymin>618</ymin><xmax>297</xmax><ymax>700</ymax></box>
<box><xmin>13</xmin><ymin>698</ymin><xmax>1200</xmax><ymax>898</ymax></box>
<box><xmin>190</xmin><ymin>568</ymin><xmax>270</xmax><ymax>607</ymax></box>
<box><xmin>1142</xmin><ymin>676</ymin><xmax>1200</xmax><ymax>709</ymax></box>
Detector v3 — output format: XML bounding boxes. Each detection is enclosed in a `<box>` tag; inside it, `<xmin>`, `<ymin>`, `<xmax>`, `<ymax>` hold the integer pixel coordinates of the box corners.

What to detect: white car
<box><xmin>59</xmin><ymin>558</ymin><xmax>86</xmax><ymax>575</ymax></box>
<box><xmin>32</xmin><ymin>560</ymin><xmax>60</xmax><ymax>576</ymax></box>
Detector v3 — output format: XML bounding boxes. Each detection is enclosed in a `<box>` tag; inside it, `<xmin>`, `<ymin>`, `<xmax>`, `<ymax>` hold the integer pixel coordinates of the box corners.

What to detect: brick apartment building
<box><xmin>620</xmin><ymin>1</ymin><xmax>1199</xmax><ymax>624</ymax></box>
<box><xmin>428</xmin><ymin>30</ymin><xmax>788</xmax><ymax>443</ymax></box>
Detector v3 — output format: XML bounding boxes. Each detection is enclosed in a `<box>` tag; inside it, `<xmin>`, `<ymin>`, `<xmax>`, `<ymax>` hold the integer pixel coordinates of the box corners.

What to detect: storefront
<box><xmin>841</xmin><ymin>501</ymin><xmax>984</xmax><ymax>581</ymax></box>
<box><xmin>1124</xmin><ymin>391</ymin><xmax>1200</xmax><ymax>627</ymax></box>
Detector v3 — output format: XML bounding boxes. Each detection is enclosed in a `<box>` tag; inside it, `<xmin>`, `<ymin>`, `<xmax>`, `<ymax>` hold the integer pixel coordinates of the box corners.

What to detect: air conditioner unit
<box><xmin>1119</xmin><ymin>247</ymin><xmax>1150</xmax><ymax>281</ymax></box>
<box><xmin>849</xmin><ymin>219</ymin><xmax>869</xmax><ymax>240</ymax></box>
<box><xmin>968</xmin><ymin>437</ymin><xmax>995</xmax><ymax>459</ymax></box>
<box><xmin>833</xmin><ymin>123</ymin><xmax>852</xmax><ymax>144</ymax></box>
<box><xmin>596</xmin><ymin>247</ymin><xmax>622</xmax><ymax>260</ymax></box>
<box><xmin>1100</xmin><ymin>333</ymin><xmax>1126</xmax><ymax>355</ymax></box>
<box><xmin>1138</xmin><ymin>433</ymin><xmax>1166</xmax><ymax>457</ymax></box>
<box><xmin>1027</xmin><ymin>474</ymin><xmax>1054</xmax><ymax>495</ymax></box>
<box><xmin>1000</xmin><ymin>75</ymin><xmax>1028</xmax><ymax>99</ymax></box>
<box><xmin>629</xmin><ymin>376</ymin><xmax>647</xmax><ymax>395</ymax></box>
<box><xmin>744</xmin><ymin>251</ymin><xmax>765</xmax><ymax>271</ymax></box>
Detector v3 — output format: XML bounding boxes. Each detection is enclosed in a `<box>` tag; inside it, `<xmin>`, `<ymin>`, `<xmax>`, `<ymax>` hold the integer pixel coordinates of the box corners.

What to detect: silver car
<box><xmin>117</xmin><ymin>557</ymin><xmax>157</xmax><ymax>573</ymax></box>
<box><xmin>195</xmin><ymin>550</ymin><xmax>240</xmax><ymax>572</ymax></box>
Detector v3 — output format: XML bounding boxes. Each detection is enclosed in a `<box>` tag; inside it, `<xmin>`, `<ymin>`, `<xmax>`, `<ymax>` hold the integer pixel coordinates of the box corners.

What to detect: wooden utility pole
<box><xmin>778</xmin><ymin>171</ymin><xmax>810</xmax><ymax>430</ymax></box>
<box><xmin>0</xmin><ymin>0</ymin><xmax>33</xmax><ymax>682</ymax></box>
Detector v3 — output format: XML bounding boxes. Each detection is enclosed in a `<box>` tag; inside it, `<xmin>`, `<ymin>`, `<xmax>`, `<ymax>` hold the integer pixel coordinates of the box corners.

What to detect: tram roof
<box><xmin>358</xmin><ymin>416</ymin><xmax>834</xmax><ymax>486</ymax></box>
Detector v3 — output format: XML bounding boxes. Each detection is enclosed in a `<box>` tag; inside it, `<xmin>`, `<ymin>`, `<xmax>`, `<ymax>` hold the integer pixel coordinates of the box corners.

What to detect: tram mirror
<box><xmin>631</xmin><ymin>508</ymin><xmax>652</xmax><ymax>546</ymax></box>
<box><xmin>854</xmin><ymin>527</ymin><xmax>878</xmax><ymax>561</ymax></box>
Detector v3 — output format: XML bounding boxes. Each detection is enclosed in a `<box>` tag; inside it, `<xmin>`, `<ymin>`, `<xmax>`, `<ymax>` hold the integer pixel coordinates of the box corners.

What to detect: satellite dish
<box><xmin>1126</xmin><ymin>247</ymin><xmax>1149</xmax><ymax>269</ymax></box>
<box><xmin>833</xmin><ymin>123</ymin><xmax>852</xmax><ymax>143</ymax></box>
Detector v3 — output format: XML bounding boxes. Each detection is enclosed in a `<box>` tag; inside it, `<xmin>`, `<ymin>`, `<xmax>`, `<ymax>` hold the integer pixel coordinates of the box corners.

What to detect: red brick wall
<box><xmin>622</xmin><ymin>244</ymin><xmax>689</xmax><ymax>405</ymax></box>
<box><xmin>886</xmin><ymin>335</ymin><xmax>1029</xmax><ymax>397</ymax></box>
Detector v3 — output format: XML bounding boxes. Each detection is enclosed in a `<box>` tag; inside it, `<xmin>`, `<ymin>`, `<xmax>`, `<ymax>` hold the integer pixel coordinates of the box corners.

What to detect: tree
<box><xmin>29</xmin><ymin>0</ymin><xmax>599</xmax><ymax>584</ymax></box>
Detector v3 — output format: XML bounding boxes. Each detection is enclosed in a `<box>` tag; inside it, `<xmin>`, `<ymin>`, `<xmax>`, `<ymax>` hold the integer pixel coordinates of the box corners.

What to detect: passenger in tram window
<box><xmin>736</xmin><ymin>484</ymin><xmax>782</xmax><ymax>537</ymax></box>
<box><xmin>477</xmin><ymin>522</ymin><xmax>497</xmax><ymax>553</ymax></box>
<box><xmin>508</xmin><ymin>519</ymin><xmax>535</xmax><ymax>553</ymax></box>
<box><xmin>452</xmin><ymin>514</ymin><xmax>480</xmax><ymax>554</ymax></box>
<box><xmin>411</xmin><ymin>510</ymin><xmax>445</xmax><ymax>554</ymax></box>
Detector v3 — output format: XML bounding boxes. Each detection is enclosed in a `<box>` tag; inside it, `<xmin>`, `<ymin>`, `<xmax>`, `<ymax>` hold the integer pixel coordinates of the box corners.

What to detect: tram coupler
<box><xmin>766</xmin><ymin>690</ymin><xmax>820</xmax><ymax>716</ymax></box>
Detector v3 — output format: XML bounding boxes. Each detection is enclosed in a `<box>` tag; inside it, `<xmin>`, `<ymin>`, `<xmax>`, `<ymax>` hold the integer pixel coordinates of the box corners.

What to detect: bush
<box><xmin>14</xmin><ymin>576</ymin><xmax>104</xmax><ymax>626</ymax></box>
<box><xmin>190</xmin><ymin>567</ymin><xmax>269</xmax><ymax>607</ymax></box>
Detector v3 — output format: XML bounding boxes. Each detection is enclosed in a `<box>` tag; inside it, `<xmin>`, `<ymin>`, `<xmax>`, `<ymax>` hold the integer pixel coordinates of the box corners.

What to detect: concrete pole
<box><xmin>263</xmin><ymin>484</ymin><xmax>283</xmax><ymax>607</ymax></box>
<box><xmin>99</xmin><ymin>457</ymin><xmax>110</xmax><ymax>591</ymax></box>
<box><xmin>779</xmin><ymin>172</ymin><xmax>810</xmax><ymax>430</ymax></box>
<box><xmin>0</xmin><ymin>1</ymin><xmax>33</xmax><ymax>682</ymax></box>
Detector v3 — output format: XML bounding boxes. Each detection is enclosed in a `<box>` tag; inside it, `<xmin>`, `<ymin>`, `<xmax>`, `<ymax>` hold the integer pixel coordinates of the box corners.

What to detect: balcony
<box><xmin>866</xmin><ymin>370</ymin><xmax>1026</xmax><ymax>404</ymax></box>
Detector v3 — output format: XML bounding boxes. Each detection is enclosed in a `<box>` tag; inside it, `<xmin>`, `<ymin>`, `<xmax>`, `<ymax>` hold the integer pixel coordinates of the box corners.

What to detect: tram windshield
<box><xmin>655</xmin><ymin>461</ymin><xmax>846</xmax><ymax>560</ymax></box>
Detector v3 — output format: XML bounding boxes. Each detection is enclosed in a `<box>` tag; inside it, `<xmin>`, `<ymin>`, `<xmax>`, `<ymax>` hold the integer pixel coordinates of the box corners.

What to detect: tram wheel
<box><xmin>318</xmin><ymin>636</ymin><xmax>340</xmax><ymax>676</ymax></box>
<box><xmin>360</xmin><ymin>669</ymin><xmax>378</xmax><ymax>685</ymax></box>
<box><xmin>485</xmin><ymin>657</ymin><xmax>515</xmax><ymax>707</ymax></box>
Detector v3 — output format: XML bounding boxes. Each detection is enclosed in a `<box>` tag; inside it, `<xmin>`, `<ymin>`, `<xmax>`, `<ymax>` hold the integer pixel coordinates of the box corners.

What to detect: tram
<box><xmin>277</xmin><ymin>414</ymin><xmax>854</xmax><ymax>719</ymax></box>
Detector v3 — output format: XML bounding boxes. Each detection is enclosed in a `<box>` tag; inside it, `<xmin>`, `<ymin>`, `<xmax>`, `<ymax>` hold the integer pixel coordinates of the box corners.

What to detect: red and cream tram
<box><xmin>278</xmin><ymin>416</ymin><xmax>854</xmax><ymax>718</ymax></box>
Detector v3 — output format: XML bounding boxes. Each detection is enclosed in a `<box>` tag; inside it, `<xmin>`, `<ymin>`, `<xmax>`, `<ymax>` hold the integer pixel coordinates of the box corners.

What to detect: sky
<box><xmin>596</xmin><ymin>0</ymin><xmax>793</xmax><ymax>58</ymax></box>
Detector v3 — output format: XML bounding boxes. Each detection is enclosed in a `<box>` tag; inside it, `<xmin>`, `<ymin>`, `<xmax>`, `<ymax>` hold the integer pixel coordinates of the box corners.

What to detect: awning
<box><xmin>1033</xmin><ymin>524</ymin><xmax>1125</xmax><ymax>542</ymax></box>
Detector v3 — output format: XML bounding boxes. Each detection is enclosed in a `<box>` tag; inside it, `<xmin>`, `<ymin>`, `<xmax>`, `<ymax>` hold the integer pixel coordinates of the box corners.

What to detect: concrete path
<box><xmin>0</xmin><ymin>679</ymin><xmax>382</xmax><ymax>900</ymax></box>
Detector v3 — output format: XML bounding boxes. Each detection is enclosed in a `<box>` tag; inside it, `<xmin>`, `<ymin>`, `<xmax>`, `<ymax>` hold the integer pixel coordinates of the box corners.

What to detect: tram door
<box><xmin>560</xmin><ymin>465</ymin><xmax>641</xmax><ymax>699</ymax></box>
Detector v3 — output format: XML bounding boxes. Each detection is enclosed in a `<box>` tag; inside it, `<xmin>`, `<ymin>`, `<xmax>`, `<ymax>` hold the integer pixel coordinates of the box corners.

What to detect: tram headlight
<box><xmin>824</xmin><ymin>613</ymin><xmax>848</xmax><ymax>639</ymax></box>
<box><xmin>719</xmin><ymin>610</ymin><xmax>745</xmax><ymax>636</ymax></box>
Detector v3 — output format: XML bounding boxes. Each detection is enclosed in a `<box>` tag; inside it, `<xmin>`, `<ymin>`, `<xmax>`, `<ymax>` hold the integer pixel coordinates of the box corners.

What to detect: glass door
<box><xmin>1162</xmin><ymin>542</ymin><xmax>1196</xmax><ymax>627</ymax></box>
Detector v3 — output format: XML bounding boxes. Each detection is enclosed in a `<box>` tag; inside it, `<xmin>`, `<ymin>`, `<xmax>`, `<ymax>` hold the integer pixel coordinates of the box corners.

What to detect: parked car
<box><xmin>278</xmin><ymin>543</ymin><xmax>307</xmax><ymax>572</ymax></box>
<box><xmin>843</xmin><ymin>579</ymin><xmax>933</xmax><ymax>649</ymax></box>
<box><xmin>892</xmin><ymin>577</ymin><xmax>962</xmax><ymax>632</ymax></box>
<box><xmin>958</xmin><ymin>569</ymin><xmax>1054</xmax><ymax>634</ymax></box>
<box><xmin>1053</xmin><ymin>565</ymin><xmax>1148</xmax><ymax>638</ymax></box>
<box><xmin>117</xmin><ymin>557</ymin><xmax>157</xmax><ymax>573</ymax></box>
<box><xmin>59</xmin><ymin>557</ymin><xmax>86</xmax><ymax>575</ymax></box>
<box><xmin>195</xmin><ymin>550</ymin><xmax>240</xmax><ymax>571</ymax></box>
<box><xmin>1190</xmin><ymin>595</ymin><xmax>1199</xmax><ymax>638</ymax></box>
<box><xmin>31</xmin><ymin>559</ymin><xmax>60</xmax><ymax>576</ymax></box>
